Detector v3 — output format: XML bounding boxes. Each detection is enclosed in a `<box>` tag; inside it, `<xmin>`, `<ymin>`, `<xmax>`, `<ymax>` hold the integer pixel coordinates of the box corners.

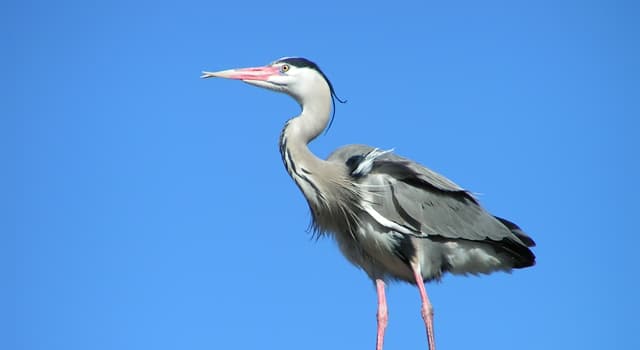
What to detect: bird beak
<box><xmin>201</xmin><ymin>65</ymin><xmax>280</xmax><ymax>81</ymax></box>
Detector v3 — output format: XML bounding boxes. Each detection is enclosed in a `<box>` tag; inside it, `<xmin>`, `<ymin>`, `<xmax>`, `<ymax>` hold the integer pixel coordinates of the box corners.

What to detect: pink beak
<box><xmin>200</xmin><ymin>65</ymin><xmax>280</xmax><ymax>81</ymax></box>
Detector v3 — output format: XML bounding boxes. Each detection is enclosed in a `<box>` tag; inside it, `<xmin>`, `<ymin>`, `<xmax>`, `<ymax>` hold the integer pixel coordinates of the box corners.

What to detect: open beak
<box><xmin>201</xmin><ymin>65</ymin><xmax>280</xmax><ymax>81</ymax></box>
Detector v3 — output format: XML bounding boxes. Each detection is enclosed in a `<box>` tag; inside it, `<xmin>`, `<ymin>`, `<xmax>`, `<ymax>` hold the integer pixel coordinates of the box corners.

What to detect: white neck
<box><xmin>278</xmin><ymin>82</ymin><xmax>333</xmax><ymax>206</ymax></box>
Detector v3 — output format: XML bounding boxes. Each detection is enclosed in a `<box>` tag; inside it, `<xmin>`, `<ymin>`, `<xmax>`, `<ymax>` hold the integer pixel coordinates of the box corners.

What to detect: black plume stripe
<box><xmin>276</xmin><ymin>57</ymin><xmax>339</xmax><ymax>97</ymax></box>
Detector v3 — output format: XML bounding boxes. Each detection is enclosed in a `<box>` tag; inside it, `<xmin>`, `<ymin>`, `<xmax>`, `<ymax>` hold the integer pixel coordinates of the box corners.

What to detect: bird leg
<box><xmin>375</xmin><ymin>279</ymin><xmax>388</xmax><ymax>350</ymax></box>
<box><xmin>412</xmin><ymin>265</ymin><xmax>436</xmax><ymax>350</ymax></box>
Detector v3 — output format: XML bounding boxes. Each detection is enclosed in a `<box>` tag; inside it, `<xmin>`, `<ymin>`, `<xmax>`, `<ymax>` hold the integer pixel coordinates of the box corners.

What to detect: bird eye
<box><xmin>280</xmin><ymin>64</ymin><xmax>290</xmax><ymax>73</ymax></box>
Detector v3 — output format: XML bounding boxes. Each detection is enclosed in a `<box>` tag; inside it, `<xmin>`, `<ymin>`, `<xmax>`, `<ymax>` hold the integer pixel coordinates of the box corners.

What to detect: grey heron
<box><xmin>201</xmin><ymin>57</ymin><xmax>536</xmax><ymax>350</ymax></box>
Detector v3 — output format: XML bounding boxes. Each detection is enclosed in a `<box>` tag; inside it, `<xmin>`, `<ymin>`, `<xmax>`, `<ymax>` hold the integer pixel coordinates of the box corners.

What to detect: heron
<box><xmin>201</xmin><ymin>57</ymin><xmax>535</xmax><ymax>350</ymax></box>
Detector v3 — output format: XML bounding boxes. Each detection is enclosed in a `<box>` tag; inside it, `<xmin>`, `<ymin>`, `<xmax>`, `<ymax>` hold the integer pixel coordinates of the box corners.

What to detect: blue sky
<box><xmin>5</xmin><ymin>1</ymin><xmax>638</xmax><ymax>349</ymax></box>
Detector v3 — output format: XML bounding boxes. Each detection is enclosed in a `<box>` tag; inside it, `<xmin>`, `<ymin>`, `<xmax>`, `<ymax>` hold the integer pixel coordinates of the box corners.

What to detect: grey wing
<box><xmin>328</xmin><ymin>144</ymin><xmax>535</xmax><ymax>267</ymax></box>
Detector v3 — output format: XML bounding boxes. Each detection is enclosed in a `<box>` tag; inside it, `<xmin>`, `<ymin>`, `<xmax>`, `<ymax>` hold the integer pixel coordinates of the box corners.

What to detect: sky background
<box><xmin>4</xmin><ymin>0</ymin><xmax>639</xmax><ymax>349</ymax></box>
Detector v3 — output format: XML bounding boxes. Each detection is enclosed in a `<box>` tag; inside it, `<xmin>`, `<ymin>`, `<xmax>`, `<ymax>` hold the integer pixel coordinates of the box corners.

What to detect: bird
<box><xmin>201</xmin><ymin>57</ymin><xmax>536</xmax><ymax>350</ymax></box>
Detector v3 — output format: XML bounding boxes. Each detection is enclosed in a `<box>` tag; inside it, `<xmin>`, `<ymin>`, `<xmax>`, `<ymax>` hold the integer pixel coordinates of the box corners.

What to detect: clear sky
<box><xmin>5</xmin><ymin>1</ymin><xmax>638</xmax><ymax>349</ymax></box>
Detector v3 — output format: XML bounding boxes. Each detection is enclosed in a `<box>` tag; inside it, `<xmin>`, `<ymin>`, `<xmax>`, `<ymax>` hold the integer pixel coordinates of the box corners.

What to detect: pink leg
<box><xmin>412</xmin><ymin>266</ymin><xmax>436</xmax><ymax>350</ymax></box>
<box><xmin>375</xmin><ymin>279</ymin><xmax>388</xmax><ymax>350</ymax></box>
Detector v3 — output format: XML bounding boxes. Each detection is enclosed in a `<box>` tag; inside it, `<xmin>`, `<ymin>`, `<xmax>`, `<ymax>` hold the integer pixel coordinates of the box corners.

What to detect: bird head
<box><xmin>202</xmin><ymin>57</ymin><xmax>343</xmax><ymax>107</ymax></box>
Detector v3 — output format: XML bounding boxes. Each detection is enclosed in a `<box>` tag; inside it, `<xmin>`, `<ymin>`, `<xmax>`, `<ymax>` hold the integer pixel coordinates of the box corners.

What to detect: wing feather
<box><xmin>328</xmin><ymin>144</ymin><xmax>534</xmax><ymax>248</ymax></box>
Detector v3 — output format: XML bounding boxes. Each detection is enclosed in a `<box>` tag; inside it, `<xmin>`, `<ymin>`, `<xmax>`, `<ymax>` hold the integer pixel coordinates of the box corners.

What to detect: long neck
<box><xmin>279</xmin><ymin>90</ymin><xmax>333</xmax><ymax>207</ymax></box>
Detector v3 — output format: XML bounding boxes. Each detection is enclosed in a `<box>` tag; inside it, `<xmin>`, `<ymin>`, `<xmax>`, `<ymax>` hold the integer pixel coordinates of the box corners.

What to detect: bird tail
<box><xmin>494</xmin><ymin>216</ymin><xmax>536</xmax><ymax>268</ymax></box>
